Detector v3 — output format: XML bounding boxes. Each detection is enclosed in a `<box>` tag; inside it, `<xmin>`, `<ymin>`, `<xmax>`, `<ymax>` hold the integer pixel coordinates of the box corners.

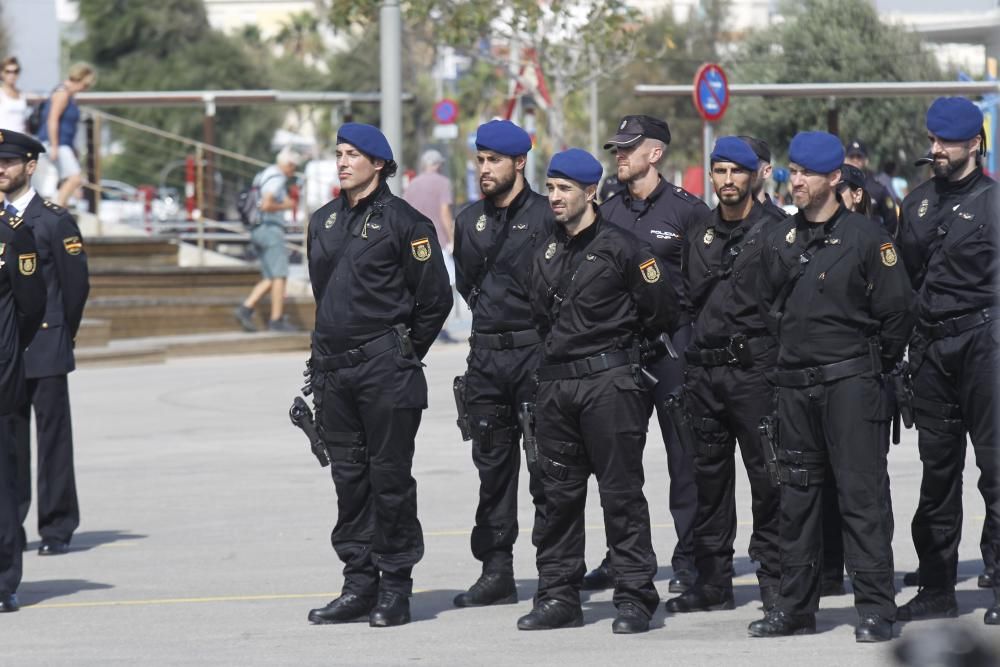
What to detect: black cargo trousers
<box><xmin>533</xmin><ymin>363</ymin><xmax>659</xmax><ymax>617</ymax></box>
<box><xmin>909</xmin><ymin>316</ymin><xmax>999</xmax><ymax>598</ymax></box>
<box><xmin>462</xmin><ymin>340</ymin><xmax>546</xmax><ymax>575</ymax></box>
<box><xmin>683</xmin><ymin>342</ymin><xmax>780</xmax><ymax>591</ymax></box>
<box><xmin>312</xmin><ymin>340</ymin><xmax>427</xmax><ymax>598</ymax></box>
<box><xmin>773</xmin><ymin>370</ymin><xmax>896</xmax><ymax>621</ymax></box>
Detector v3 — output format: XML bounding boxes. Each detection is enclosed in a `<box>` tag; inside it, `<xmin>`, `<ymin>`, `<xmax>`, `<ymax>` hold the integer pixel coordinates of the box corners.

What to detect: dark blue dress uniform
<box><xmin>896</xmin><ymin>97</ymin><xmax>1000</xmax><ymax>624</ymax></box>
<box><xmin>11</xmin><ymin>196</ymin><xmax>89</xmax><ymax>551</ymax></box>
<box><xmin>0</xmin><ymin>207</ymin><xmax>47</xmax><ymax>611</ymax></box>
<box><xmin>600</xmin><ymin>175</ymin><xmax>709</xmax><ymax>583</ymax></box>
<box><xmin>452</xmin><ymin>121</ymin><xmax>553</xmax><ymax>603</ymax></box>
<box><xmin>522</xmin><ymin>150</ymin><xmax>681</xmax><ymax>632</ymax></box>
<box><xmin>672</xmin><ymin>137</ymin><xmax>786</xmax><ymax>613</ymax></box>
<box><xmin>750</xmin><ymin>132</ymin><xmax>913</xmax><ymax>641</ymax></box>
<box><xmin>306</xmin><ymin>163</ymin><xmax>452</xmax><ymax>618</ymax></box>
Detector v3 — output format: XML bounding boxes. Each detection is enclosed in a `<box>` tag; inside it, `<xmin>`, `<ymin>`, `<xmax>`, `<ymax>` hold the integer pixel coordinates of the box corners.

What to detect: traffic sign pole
<box><xmin>703</xmin><ymin>122</ymin><xmax>713</xmax><ymax>206</ymax></box>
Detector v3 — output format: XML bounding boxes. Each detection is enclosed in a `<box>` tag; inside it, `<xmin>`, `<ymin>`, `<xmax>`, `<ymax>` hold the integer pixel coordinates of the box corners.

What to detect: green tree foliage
<box><xmin>723</xmin><ymin>0</ymin><xmax>946</xmax><ymax>174</ymax></box>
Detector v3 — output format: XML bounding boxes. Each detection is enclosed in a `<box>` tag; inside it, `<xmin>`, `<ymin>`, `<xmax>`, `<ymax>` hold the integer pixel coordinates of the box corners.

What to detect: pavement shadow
<box><xmin>18</xmin><ymin>579</ymin><xmax>114</xmax><ymax>605</ymax></box>
<box><xmin>894</xmin><ymin>559</ymin><xmax>991</xmax><ymax>590</ymax></box>
<box><xmin>62</xmin><ymin>529</ymin><xmax>148</xmax><ymax>553</ymax></box>
<box><xmin>412</xmin><ymin>588</ymin><xmax>467</xmax><ymax>623</ymax></box>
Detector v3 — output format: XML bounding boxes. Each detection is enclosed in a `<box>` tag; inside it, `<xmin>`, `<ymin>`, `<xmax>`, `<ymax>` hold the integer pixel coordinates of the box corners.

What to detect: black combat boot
<box><xmin>369</xmin><ymin>591</ymin><xmax>411</xmax><ymax>627</ymax></box>
<box><xmin>668</xmin><ymin>569</ymin><xmax>694</xmax><ymax>594</ymax></box>
<box><xmin>978</xmin><ymin>568</ymin><xmax>995</xmax><ymax>589</ymax></box>
<box><xmin>581</xmin><ymin>558</ymin><xmax>613</xmax><ymax>591</ymax></box>
<box><xmin>307</xmin><ymin>593</ymin><xmax>375</xmax><ymax>624</ymax></box>
<box><xmin>453</xmin><ymin>572</ymin><xmax>517</xmax><ymax>607</ymax></box>
<box><xmin>748</xmin><ymin>610</ymin><xmax>816</xmax><ymax>637</ymax></box>
<box><xmin>516</xmin><ymin>599</ymin><xmax>584</xmax><ymax>630</ymax></box>
<box><xmin>902</xmin><ymin>570</ymin><xmax>920</xmax><ymax>587</ymax></box>
<box><xmin>897</xmin><ymin>587</ymin><xmax>958</xmax><ymax>621</ymax></box>
<box><xmin>985</xmin><ymin>591</ymin><xmax>999</xmax><ymax>626</ymax></box>
<box><xmin>760</xmin><ymin>585</ymin><xmax>779</xmax><ymax>611</ymax></box>
<box><xmin>820</xmin><ymin>578</ymin><xmax>846</xmax><ymax>597</ymax></box>
<box><xmin>611</xmin><ymin>602</ymin><xmax>650</xmax><ymax>634</ymax></box>
<box><xmin>664</xmin><ymin>585</ymin><xmax>734</xmax><ymax>613</ymax></box>
<box><xmin>854</xmin><ymin>613</ymin><xmax>893</xmax><ymax>642</ymax></box>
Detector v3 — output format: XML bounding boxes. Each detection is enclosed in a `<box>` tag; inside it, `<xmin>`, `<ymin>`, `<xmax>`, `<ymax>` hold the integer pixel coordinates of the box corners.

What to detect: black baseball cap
<box><xmin>838</xmin><ymin>163</ymin><xmax>867</xmax><ymax>190</ymax></box>
<box><xmin>845</xmin><ymin>139</ymin><xmax>868</xmax><ymax>158</ymax></box>
<box><xmin>738</xmin><ymin>135</ymin><xmax>771</xmax><ymax>164</ymax></box>
<box><xmin>604</xmin><ymin>115</ymin><xmax>671</xmax><ymax>149</ymax></box>
<box><xmin>0</xmin><ymin>128</ymin><xmax>45</xmax><ymax>160</ymax></box>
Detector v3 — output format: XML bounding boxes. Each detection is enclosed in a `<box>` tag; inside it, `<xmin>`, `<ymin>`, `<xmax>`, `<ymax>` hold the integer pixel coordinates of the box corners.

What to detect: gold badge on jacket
<box><xmin>63</xmin><ymin>236</ymin><xmax>84</xmax><ymax>255</ymax></box>
<box><xmin>639</xmin><ymin>258</ymin><xmax>661</xmax><ymax>283</ymax></box>
<box><xmin>880</xmin><ymin>242</ymin><xmax>897</xmax><ymax>267</ymax></box>
<box><xmin>411</xmin><ymin>237</ymin><xmax>432</xmax><ymax>261</ymax></box>
<box><xmin>475</xmin><ymin>214</ymin><xmax>487</xmax><ymax>232</ymax></box>
<box><xmin>785</xmin><ymin>228</ymin><xmax>796</xmax><ymax>244</ymax></box>
<box><xmin>703</xmin><ymin>227</ymin><xmax>715</xmax><ymax>245</ymax></box>
<box><xmin>917</xmin><ymin>199</ymin><xmax>929</xmax><ymax>218</ymax></box>
<box><xmin>19</xmin><ymin>252</ymin><xmax>36</xmax><ymax>276</ymax></box>
<box><xmin>544</xmin><ymin>242</ymin><xmax>557</xmax><ymax>260</ymax></box>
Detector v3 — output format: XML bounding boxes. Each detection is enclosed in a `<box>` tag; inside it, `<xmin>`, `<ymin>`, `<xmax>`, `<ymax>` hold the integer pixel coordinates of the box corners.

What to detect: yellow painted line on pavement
<box><xmin>30</xmin><ymin>590</ymin><xmax>426</xmax><ymax>610</ymax></box>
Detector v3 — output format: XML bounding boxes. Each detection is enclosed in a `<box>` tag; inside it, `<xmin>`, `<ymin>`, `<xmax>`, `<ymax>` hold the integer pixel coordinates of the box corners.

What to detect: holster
<box><xmin>392</xmin><ymin>323</ymin><xmax>415</xmax><ymax>358</ymax></box>
<box><xmin>889</xmin><ymin>361</ymin><xmax>914</xmax><ymax>429</ymax></box>
<box><xmin>517</xmin><ymin>402</ymin><xmax>539</xmax><ymax>469</ymax></box>
<box><xmin>758</xmin><ymin>414</ymin><xmax>781</xmax><ymax>487</ymax></box>
<box><xmin>453</xmin><ymin>374</ymin><xmax>472</xmax><ymax>441</ymax></box>
<box><xmin>664</xmin><ymin>392</ymin><xmax>698</xmax><ymax>455</ymax></box>
<box><xmin>289</xmin><ymin>396</ymin><xmax>331</xmax><ymax>467</ymax></box>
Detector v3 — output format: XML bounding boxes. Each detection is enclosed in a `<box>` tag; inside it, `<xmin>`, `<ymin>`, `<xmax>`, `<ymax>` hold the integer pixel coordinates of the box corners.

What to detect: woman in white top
<box><xmin>0</xmin><ymin>56</ymin><xmax>27</xmax><ymax>132</ymax></box>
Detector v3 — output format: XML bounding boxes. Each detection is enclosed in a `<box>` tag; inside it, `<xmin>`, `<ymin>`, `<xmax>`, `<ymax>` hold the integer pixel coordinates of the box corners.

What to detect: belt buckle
<box><xmin>805</xmin><ymin>367</ymin><xmax>820</xmax><ymax>384</ymax></box>
<box><xmin>499</xmin><ymin>331</ymin><xmax>514</xmax><ymax>349</ymax></box>
<box><xmin>347</xmin><ymin>348</ymin><xmax>366</xmax><ymax>366</ymax></box>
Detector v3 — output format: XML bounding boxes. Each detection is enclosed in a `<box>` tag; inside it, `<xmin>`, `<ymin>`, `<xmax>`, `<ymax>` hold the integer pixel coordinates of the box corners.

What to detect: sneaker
<box><xmin>268</xmin><ymin>316</ymin><xmax>300</xmax><ymax>333</ymax></box>
<box><xmin>234</xmin><ymin>305</ymin><xmax>257</xmax><ymax>332</ymax></box>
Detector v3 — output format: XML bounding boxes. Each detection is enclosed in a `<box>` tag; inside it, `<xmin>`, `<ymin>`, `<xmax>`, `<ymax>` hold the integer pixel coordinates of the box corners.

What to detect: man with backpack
<box><xmin>234</xmin><ymin>146</ymin><xmax>301</xmax><ymax>332</ymax></box>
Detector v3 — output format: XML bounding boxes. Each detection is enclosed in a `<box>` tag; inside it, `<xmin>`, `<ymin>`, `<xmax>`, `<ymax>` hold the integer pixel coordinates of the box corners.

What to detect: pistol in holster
<box><xmin>758</xmin><ymin>414</ymin><xmax>781</xmax><ymax>487</ymax></box>
<box><xmin>289</xmin><ymin>396</ymin><xmax>331</xmax><ymax>467</ymax></box>
<box><xmin>890</xmin><ymin>361</ymin><xmax>914</xmax><ymax>430</ymax></box>
<box><xmin>664</xmin><ymin>392</ymin><xmax>698</xmax><ymax>455</ymax></box>
<box><xmin>392</xmin><ymin>323</ymin><xmax>415</xmax><ymax>358</ymax></box>
<box><xmin>517</xmin><ymin>401</ymin><xmax>539</xmax><ymax>469</ymax></box>
<box><xmin>453</xmin><ymin>374</ymin><xmax>472</xmax><ymax>441</ymax></box>
<box><xmin>728</xmin><ymin>334</ymin><xmax>753</xmax><ymax>368</ymax></box>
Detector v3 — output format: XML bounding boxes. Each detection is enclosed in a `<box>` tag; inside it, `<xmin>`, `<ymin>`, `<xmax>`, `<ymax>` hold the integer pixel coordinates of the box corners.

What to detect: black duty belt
<box><xmin>916</xmin><ymin>307</ymin><xmax>998</xmax><ymax>341</ymax></box>
<box><xmin>469</xmin><ymin>328</ymin><xmax>541</xmax><ymax>350</ymax></box>
<box><xmin>684</xmin><ymin>335</ymin><xmax>773</xmax><ymax>367</ymax></box>
<box><xmin>537</xmin><ymin>350</ymin><xmax>632</xmax><ymax>381</ymax></box>
<box><xmin>312</xmin><ymin>331</ymin><xmax>396</xmax><ymax>371</ymax></box>
<box><xmin>770</xmin><ymin>355</ymin><xmax>874</xmax><ymax>388</ymax></box>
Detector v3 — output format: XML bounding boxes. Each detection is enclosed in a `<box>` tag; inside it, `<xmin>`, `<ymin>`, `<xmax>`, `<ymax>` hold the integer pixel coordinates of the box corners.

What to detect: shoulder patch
<box><xmin>63</xmin><ymin>236</ymin><xmax>84</xmax><ymax>255</ymax></box>
<box><xmin>880</xmin><ymin>242</ymin><xmax>897</xmax><ymax>267</ymax></box>
<box><xmin>639</xmin><ymin>258</ymin><xmax>661</xmax><ymax>283</ymax></box>
<box><xmin>19</xmin><ymin>253</ymin><xmax>36</xmax><ymax>276</ymax></box>
<box><xmin>410</xmin><ymin>237</ymin><xmax>432</xmax><ymax>262</ymax></box>
<box><xmin>1</xmin><ymin>209</ymin><xmax>22</xmax><ymax>230</ymax></box>
<box><xmin>671</xmin><ymin>186</ymin><xmax>699</xmax><ymax>204</ymax></box>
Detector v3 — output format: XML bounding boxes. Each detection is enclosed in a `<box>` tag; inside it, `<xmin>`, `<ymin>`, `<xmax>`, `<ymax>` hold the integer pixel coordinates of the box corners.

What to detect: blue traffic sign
<box><xmin>693</xmin><ymin>64</ymin><xmax>730</xmax><ymax>122</ymax></box>
<box><xmin>433</xmin><ymin>98</ymin><xmax>459</xmax><ymax>125</ymax></box>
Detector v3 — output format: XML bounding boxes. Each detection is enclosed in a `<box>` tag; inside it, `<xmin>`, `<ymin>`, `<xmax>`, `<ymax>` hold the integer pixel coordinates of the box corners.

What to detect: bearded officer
<box><xmin>450</xmin><ymin>120</ymin><xmax>553</xmax><ymax>607</ymax></box>
<box><xmin>304</xmin><ymin>123</ymin><xmax>452</xmax><ymax>628</ymax></box>
<box><xmin>518</xmin><ymin>148</ymin><xmax>680</xmax><ymax>634</ymax></box>
<box><xmin>749</xmin><ymin>131</ymin><xmax>913</xmax><ymax>643</ymax></box>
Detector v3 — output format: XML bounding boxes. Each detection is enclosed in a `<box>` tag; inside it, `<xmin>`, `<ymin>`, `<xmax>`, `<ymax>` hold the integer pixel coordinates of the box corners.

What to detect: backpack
<box><xmin>26</xmin><ymin>102</ymin><xmax>44</xmax><ymax>136</ymax></box>
<box><xmin>236</xmin><ymin>171</ymin><xmax>283</xmax><ymax>228</ymax></box>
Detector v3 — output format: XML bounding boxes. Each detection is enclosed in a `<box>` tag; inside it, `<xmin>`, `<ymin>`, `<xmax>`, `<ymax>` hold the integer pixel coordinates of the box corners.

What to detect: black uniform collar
<box><xmin>712</xmin><ymin>200</ymin><xmax>761</xmax><ymax>234</ymax></box>
<box><xmin>934</xmin><ymin>167</ymin><xmax>983</xmax><ymax>197</ymax></box>
<box><xmin>620</xmin><ymin>175</ymin><xmax>668</xmax><ymax>209</ymax></box>
<box><xmin>555</xmin><ymin>207</ymin><xmax>602</xmax><ymax>245</ymax></box>
<box><xmin>795</xmin><ymin>203</ymin><xmax>848</xmax><ymax>236</ymax></box>
<box><xmin>343</xmin><ymin>180</ymin><xmax>390</xmax><ymax>211</ymax></box>
<box><xmin>485</xmin><ymin>180</ymin><xmax>533</xmax><ymax>219</ymax></box>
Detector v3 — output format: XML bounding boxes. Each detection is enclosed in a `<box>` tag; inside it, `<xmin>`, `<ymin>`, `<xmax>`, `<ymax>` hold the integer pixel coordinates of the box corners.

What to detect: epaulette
<box><xmin>0</xmin><ymin>208</ymin><xmax>22</xmax><ymax>230</ymax></box>
<box><xmin>43</xmin><ymin>200</ymin><xmax>66</xmax><ymax>214</ymax></box>
<box><xmin>670</xmin><ymin>185</ymin><xmax>700</xmax><ymax>205</ymax></box>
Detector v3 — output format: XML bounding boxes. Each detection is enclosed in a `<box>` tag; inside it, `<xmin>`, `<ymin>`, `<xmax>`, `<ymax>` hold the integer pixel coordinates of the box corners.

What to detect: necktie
<box><xmin>4</xmin><ymin>203</ymin><xmax>17</xmax><ymax>217</ymax></box>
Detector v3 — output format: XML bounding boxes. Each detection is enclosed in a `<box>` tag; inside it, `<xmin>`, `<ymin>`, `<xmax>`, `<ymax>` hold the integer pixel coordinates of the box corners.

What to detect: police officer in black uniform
<box><xmin>665</xmin><ymin>137</ymin><xmax>785</xmax><ymax>615</ymax></box>
<box><xmin>0</xmin><ymin>128</ymin><xmax>48</xmax><ymax>612</ymax></box>
<box><xmin>304</xmin><ymin>123</ymin><xmax>452</xmax><ymax>628</ymax></box>
<box><xmin>450</xmin><ymin>120</ymin><xmax>553</xmax><ymax>607</ymax></box>
<box><xmin>517</xmin><ymin>149</ymin><xmax>680</xmax><ymax>634</ymax></box>
<box><xmin>739</xmin><ymin>135</ymin><xmax>789</xmax><ymax>220</ymax></box>
<box><xmin>0</xmin><ymin>131</ymin><xmax>89</xmax><ymax>556</ymax></box>
<box><xmin>748</xmin><ymin>132</ymin><xmax>913</xmax><ymax>643</ymax></box>
<box><xmin>845</xmin><ymin>140</ymin><xmax>899</xmax><ymax>237</ymax></box>
<box><xmin>588</xmin><ymin>115</ymin><xmax>709</xmax><ymax>594</ymax></box>
<box><xmin>895</xmin><ymin>97</ymin><xmax>999</xmax><ymax>626</ymax></box>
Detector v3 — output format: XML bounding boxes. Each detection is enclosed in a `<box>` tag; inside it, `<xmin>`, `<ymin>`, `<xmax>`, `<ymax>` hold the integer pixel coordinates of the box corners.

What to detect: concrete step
<box><xmin>86</xmin><ymin>236</ymin><xmax>178</xmax><ymax>270</ymax></box>
<box><xmin>88</xmin><ymin>266</ymin><xmax>262</xmax><ymax>299</ymax></box>
<box><xmin>75</xmin><ymin>330</ymin><xmax>310</xmax><ymax>368</ymax></box>
<box><xmin>82</xmin><ymin>296</ymin><xmax>315</xmax><ymax>339</ymax></box>
<box><xmin>75</xmin><ymin>318</ymin><xmax>112</xmax><ymax>348</ymax></box>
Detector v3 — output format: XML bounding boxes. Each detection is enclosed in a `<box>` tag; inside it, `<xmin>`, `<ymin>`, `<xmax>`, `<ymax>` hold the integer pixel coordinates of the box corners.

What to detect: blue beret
<box><xmin>788</xmin><ymin>131</ymin><xmax>844</xmax><ymax>174</ymax></box>
<box><xmin>710</xmin><ymin>136</ymin><xmax>759</xmax><ymax>171</ymax></box>
<box><xmin>547</xmin><ymin>148</ymin><xmax>602</xmax><ymax>186</ymax></box>
<box><xmin>336</xmin><ymin>122</ymin><xmax>393</xmax><ymax>162</ymax></box>
<box><xmin>926</xmin><ymin>97</ymin><xmax>983</xmax><ymax>141</ymax></box>
<box><xmin>475</xmin><ymin>120</ymin><xmax>532</xmax><ymax>156</ymax></box>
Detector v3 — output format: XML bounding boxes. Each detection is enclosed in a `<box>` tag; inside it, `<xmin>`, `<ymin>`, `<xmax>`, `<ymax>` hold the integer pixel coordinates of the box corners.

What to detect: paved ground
<box><xmin>6</xmin><ymin>344</ymin><xmax>998</xmax><ymax>665</ymax></box>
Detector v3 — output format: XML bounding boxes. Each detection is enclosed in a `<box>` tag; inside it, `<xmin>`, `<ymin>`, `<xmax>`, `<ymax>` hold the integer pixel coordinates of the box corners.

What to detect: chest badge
<box><xmin>324</xmin><ymin>212</ymin><xmax>337</xmax><ymax>229</ymax></box>
<box><xmin>639</xmin><ymin>258</ymin><xmax>661</xmax><ymax>283</ymax></box>
<box><xmin>19</xmin><ymin>252</ymin><xmax>36</xmax><ymax>276</ymax></box>
<box><xmin>917</xmin><ymin>199</ymin><xmax>929</xmax><ymax>218</ymax></box>
<box><xmin>957</xmin><ymin>212</ymin><xmax>974</xmax><ymax>220</ymax></box>
<box><xmin>411</xmin><ymin>237</ymin><xmax>432</xmax><ymax>262</ymax></box>
<box><xmin>0</xmin><ymin>242</ymin><xmax>5</xmax><ymax>269</ymax></box>
<box><xmin>785</xmin><ymin>228</ymin><xmax>796</xmax><ymax>245</ymax></box>
<box><xmin>586</xmin><ymin>253</ymin><xmax>596</xmax><ymax>261</ymax></box>
<box><xmin>703</xmin><ymin>227</ymin><xmax>715</xmax><ymax>245</ymax></box>
<box><xmin>880</xmin><ymin>243</ymin><xmax>897</xmax><ymax>267</ymax></box>
<box><xmin>367</xmin><ymin>222</ymin><xmax>382</xmax><ymax>230</ymax></box>
<box><xmin>824</xmin><ymin>238</ymin><xmax>841</xmax><ymax>245</ymax></box>
<box><xmin>475</xmin><ymin>214</ymin><xmax>487</xmax><ymax>232</ymax></box>
<box><xmin>544</xmin><ymin>242</ymin><xmax>557</xmax><ymax>260</ymax></box>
